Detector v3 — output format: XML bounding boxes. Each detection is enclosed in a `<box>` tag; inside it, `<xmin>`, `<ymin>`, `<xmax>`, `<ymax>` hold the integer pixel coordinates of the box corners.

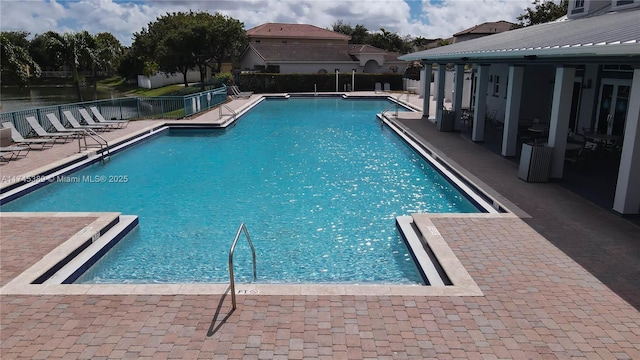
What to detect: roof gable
<box><xmin>246</xmin><ymin>23</ymin><xmax>351</xmax><ymax>41</ymax></box>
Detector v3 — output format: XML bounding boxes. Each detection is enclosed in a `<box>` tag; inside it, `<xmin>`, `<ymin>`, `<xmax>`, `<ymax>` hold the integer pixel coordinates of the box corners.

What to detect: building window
<box><xmin>493</xmin><ymin>75</ymin><xmax>500</xmax><ymax>96</ymax></box>
<box><xmin>615</xmin><ymin>0</ymin><xmax>634</xmax><ymax>6</ymax></box>
<box><xmin>572</xmin><ymin>0</ymin><xmax>585</xmax><ymax>13</ymax></box>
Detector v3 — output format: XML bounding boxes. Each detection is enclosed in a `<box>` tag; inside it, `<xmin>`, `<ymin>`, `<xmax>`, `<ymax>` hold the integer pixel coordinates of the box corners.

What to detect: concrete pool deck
<box><xmin>1</xmin><ymin>93</ymin><xmax>639</xmax><ymax>359</ymax></box>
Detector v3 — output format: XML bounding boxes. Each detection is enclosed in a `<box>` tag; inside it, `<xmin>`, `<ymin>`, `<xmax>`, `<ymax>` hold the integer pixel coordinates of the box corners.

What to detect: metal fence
<box><xmin>0</xmin><ymin>86</ymin><xmax>228</xmax><ymax>137</ymax></box>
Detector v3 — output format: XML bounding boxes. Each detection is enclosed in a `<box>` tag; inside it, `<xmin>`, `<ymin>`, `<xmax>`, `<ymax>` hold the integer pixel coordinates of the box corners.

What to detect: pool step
<box><xmin>396</xmin><ymin>216</ymin><xmax>446</xmax><ymax>286</ymax></box>
<box><xmin>42</xmin><ymin>215</ymin><xmax>139</xmax><ymax>285</ymax></box>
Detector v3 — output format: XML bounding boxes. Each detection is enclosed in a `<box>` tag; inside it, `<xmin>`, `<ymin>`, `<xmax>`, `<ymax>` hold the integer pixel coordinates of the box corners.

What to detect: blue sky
<box><xmin>0</xmin><ymin>0</ymin><xmax>535</xmax><ymax>46</ymax></box>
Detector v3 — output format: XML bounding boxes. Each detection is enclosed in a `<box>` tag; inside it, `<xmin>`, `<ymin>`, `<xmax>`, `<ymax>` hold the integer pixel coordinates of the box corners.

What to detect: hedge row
<box><xmin>235</xmin><ymin>73</ymin><xmax>404</xmax><ymax>93</ymax></box>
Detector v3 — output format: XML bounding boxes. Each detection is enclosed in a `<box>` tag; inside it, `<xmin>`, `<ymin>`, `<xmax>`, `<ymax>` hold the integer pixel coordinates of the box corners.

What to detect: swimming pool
<box><xmin>2</xmin><ymin>98</ymin><xmax>482</xmax><ymax>285</ymax></box>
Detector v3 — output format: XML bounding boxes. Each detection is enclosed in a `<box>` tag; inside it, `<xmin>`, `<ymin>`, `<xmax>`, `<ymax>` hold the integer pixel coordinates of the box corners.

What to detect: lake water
<box><xmin>0</xmin><ymin>86</ymin><xmax>121</xmax><ymax>112</ymax></box>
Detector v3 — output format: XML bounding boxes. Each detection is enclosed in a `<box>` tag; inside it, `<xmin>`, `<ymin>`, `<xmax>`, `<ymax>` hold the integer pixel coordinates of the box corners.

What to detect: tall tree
<box><xmin>193</xmin><ymin>12</ymin><xmax>246</xmax><ymax>89</ymax></box>
<box><xmin>0</xmin><ymin>31</ymin><xmax>41</xmax><ymax>85</ymax></box>
<box><xmin>369</xmin><ymin>28</ymin><xmax>410</xmax><ymax>54</ymax></box>
<box><xmin>516</xmin><ymin>0</ymin><xmax>569</xmax><ymax>27</ymax></box>
<box><xmin>331</xmin><ymin>21</ymin><xmax>370</xmax><ymax>44</ymax></box>
<box><xmin>46</xmin><ymin>31</ymin><xmax>93</xmax><ymax>101</ymax></box>
<box><xmin>132</xmin><ymin>11</ymin><xmax>246</xmax><ymax>88</ymax></box>
<box><xmin>83</xmin><ymin>32</ymin><xmax>123</xmax><ymax>99</ymax></box>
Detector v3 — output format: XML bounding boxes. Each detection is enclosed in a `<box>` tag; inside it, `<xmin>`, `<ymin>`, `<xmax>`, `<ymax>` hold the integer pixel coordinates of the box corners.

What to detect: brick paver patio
<box><xmin>1</xmin><ymin>94</ymin><xmax>639</xmax><ymax>359</ymax></box>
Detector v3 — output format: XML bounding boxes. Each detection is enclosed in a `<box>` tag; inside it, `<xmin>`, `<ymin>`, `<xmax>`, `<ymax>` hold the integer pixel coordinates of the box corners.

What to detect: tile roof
<box><xmin>453</xmin><ymin>20</ymin><xmax>516</xmax><ymax>37</ymax></box>
<box><xmin>246</xmin><ymin>23</ymin><xmax>351</xmax><ymax>41</ymax></box>
<box><xmin>246</xmin><ymin>43</ymin><xmax>404</xmax><ymax>63</ymax></box>
<box><xmin>400</xmin><ymin>9</ymin><xmax>640</xmax><ymax>63</ymax></box>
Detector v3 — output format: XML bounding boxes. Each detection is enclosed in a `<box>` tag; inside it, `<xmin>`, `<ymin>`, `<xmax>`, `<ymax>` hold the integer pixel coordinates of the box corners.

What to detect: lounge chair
<box><xmin>61</xmin><ymin>111</ymin><xmax>109</xmax><ymax>132</ymax></box>
<box><xmin>374</xmin><ymin>82</ymin><xmax>382</xmax><ymax>93</ymax></box>
<box><xmin>0</xmin><ymin>145</ymin><xmax>30</xmax><ymax>161</ymax></box>
<box><xmin>1</xmin><ymin>122</ymin><xmax>55</xmax><ymax>149</ymax></box>
<box><xmin>86</xmin><ymin>107</ymin><xmax>128</xmax><ymax>129</ymax></box>
<box><xmin>25</xmin><ymin>116</ymin><xmax>76</xmax><ymax>143</ymax></box>
<box><xmin>74</xmin><ymin>109</ymin><xmax>118</xmax><ymax>130</ymax></box>
<box><xmin>383</xmin><ymin>83</ymin><xmax>391</xmax><ymax>92</ymax></box>
<box><xmin>45</xmin><ymin>113</ymin><xmax>86</xmax><ymax>135</ymax></box>
<box><xmin>0</xmin><ymin>151</ymin><xmax>13</xmax><ymax>162</ymax></box>
<box><xmin>230</xmin><ymin>85</ymin><xmax>252</xmax><ymax>99</ymax></box>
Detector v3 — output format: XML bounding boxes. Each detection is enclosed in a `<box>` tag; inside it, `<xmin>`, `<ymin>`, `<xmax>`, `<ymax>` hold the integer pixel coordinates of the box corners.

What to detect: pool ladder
<box><xmin>228</xmin><ymin>223</ymin><xmax>257</xmax><ymax>310</ymax></box>
<box><xmin>381</xmin><ymin>92</ymin><xmax>411</xmax><ymax>118</ymax></box>
<box><xmin>77</xmin><ymin>128</ymin><xmax>110</xmax><ymax>162</ymax></box>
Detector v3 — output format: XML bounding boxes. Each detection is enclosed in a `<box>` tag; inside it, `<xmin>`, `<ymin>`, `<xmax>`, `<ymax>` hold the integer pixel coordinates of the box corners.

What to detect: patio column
<box><xmin>548</xmin><ymin>66</ymin><xmax>575</xmax><ymax>178</ymax></box>
<box><xmin>502</xmin><ymin>65</ymin><xmax>524</xmax><ymax>156</ymax></box>
<box><xmin>421</xmin><ymin>66</ymin><xmax>432</xmax><ymax>119</ymax></box>
<box><xmin>613</xmin><ymin>68</ymin><xmax>640</xmax><ymax>215</ymax></box>
<box><xmin>472</xmin><ymin>64</ymin><xmax>490</xmax><ymax>142</ymax></box>
<box><xmin>435</xmin><ymin>64</ymin><xmax>446</xmax><ymax>124</ymax></box>
<box><xmin>453</xmin><ymin>64</ymin><xmax>465</xmax><ymax>129</ymax></box>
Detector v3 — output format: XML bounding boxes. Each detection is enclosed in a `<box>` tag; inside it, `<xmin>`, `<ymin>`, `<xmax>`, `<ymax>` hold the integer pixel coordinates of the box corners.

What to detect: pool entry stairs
<box><xmin>37</xmin><ymin>214</ymin><xmax>139</xmax><ymax>285</ymax></box>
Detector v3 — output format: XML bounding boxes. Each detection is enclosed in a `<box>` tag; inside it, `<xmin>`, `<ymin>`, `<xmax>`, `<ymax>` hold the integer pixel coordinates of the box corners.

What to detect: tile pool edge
<box><xmin>2</xmin><ymin>96</ymin><xmax>509</xmax><ymax>295</ymax></box>
<box><xmin>0</xmin><ymin>212</ymin><xmax>513</xmax><ymax>296</ymax></box>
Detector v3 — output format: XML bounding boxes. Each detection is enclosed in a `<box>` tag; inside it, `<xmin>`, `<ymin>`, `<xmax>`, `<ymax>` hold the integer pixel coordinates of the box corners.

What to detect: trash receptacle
<box><xmin>518</xmin><ymin>143</ymin><xmax>553</xmax><ymax>182</ymax></box>
<box><xmin>437</xmin><ymin>110</ymin><xmax>455</xmax><ymax>132</ymax></box>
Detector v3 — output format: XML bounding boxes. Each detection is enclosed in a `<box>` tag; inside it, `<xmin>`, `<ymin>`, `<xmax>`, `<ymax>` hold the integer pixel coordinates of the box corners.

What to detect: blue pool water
<box><xmin>2</xmin><ymin>98</ymin><xmax>480</xmax><ymax>284</ymax></box>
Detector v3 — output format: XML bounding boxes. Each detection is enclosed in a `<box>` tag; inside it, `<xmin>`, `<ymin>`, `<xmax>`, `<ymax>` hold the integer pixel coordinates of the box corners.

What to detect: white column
<box><xmin>502</xmin><ymin>65</ymin><xmax>524</xmax><ymax>156</ymax></box>
<box><xmin>453</xmin><ymin>64</ymin><xmax>465</xmax><ymax>129</ymax></box>
<box><xmin>421</xmin><ymin>66</ymin><xmax>431</xmax><ymax>119</ymax></box>
<box><xmin>613</xmin><ymin>68</ymin><xmax>640</xmax><ymax>215</ymax></box>
<box><xmin>548</xmin><ymin>66</ymin><xmax>575</xmax><ymax>178</ymax></box>
<box><xmin>472</xmin><ymin>64</ymin><xmax>490</xmax><ymax>142</ymax></box>
<box><xmin>436</xmin><ymin>64</ymin><xmax>446</xmax><ymax>124</ymax></box>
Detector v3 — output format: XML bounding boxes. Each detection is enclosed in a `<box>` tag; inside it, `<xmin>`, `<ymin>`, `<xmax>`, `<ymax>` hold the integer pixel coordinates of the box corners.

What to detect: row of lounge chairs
<box><xmin>228</xmin><ymin>85</ymin><xmax>253</xmax><ymax>99</ymax></box>
<box><xmin>0</xmin><ymin>107</ymin><xmax>128</xmax><ymax>163</ymax></box>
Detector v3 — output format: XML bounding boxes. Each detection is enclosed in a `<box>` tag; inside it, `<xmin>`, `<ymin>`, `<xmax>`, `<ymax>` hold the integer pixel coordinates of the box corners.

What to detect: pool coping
<box><xmin>0</xmin><ymin>94</ymin><xmax>526</xmax><ymax>297</ymax></box>
<box><xmin>1</xmin><ymin>212</ymin><xmax>516</xmax><ymax>296</ymax></box>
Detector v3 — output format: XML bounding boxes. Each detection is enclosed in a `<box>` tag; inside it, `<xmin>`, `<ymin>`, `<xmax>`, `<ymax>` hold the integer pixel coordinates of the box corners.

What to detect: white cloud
<box><xmin>0</xmin><ymin>0</ymin><xmax>534</xmax><ymax>46</ymax></box>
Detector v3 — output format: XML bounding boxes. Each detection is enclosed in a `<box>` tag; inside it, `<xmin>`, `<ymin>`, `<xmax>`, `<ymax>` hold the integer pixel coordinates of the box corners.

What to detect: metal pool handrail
<box><xmin>381</xmin><ymin>92</ymin><xmax>410</xmax><ymax>118</ymax></box>
<box><xmin>78</xmin><ymin>128</ymin><xmax>110</xmax><ymax>162</ymax></box>
<box><xmin>228</xmin><ymin>223</ymin><xmax>257</xmax><ymax>310</ymax></box>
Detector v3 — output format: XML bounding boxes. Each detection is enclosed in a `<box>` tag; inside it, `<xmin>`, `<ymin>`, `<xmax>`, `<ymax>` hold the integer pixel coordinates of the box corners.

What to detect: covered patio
<box><xmin>401</xmin><ymin>7</ymin><xmax>640</xmax><ymax>216</ymax></box>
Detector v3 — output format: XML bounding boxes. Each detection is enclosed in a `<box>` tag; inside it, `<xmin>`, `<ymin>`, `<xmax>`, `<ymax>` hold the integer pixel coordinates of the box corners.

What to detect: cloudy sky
<box><xmin>0</xmin><ymin>0</ymin><xmax>536</xmax><ymax>46</ymax></box>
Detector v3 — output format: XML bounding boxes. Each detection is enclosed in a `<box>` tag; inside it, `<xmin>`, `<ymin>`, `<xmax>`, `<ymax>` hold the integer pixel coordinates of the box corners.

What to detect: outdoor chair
<box><xmin>374</xmin><ymin>82</ymin><xmax>382</xmax><ymax>93</ymax></box>
<box><xmin>0</xmin><ymin>145</ymin><xmax>30</xmax><ymax>161</ymax></box>
<box><xmin>383</xmin><ymin>83</ymin><xmax>391</xmax><ymax>92</ymax></box>
<box><xmin>61</xmin><ymin>111</ymin><xmax>109</xmax><ymax>132</ymax></box>
<box><xmin>46</xmin><ymin>113</ymin><xmax>86</xmax><ymax>135</ymax></box>
<box><xmin>25</xmin><ymin>116</ymin><xmax>76</xmax><ymax>143</ymax></box>
<box><xmin>230</xmin><ymin>85</ymin><xmax>252</xmax><ymax>99</ymax></box>
<box><xmin>86</xmin><ymin>107</ymin><xmax>128</xmax><ymax>129</ymax></box>
<box><xmin>1</xmin><ymin>122</ymin><xmax>55</xmax><ymax>150</ymax></box>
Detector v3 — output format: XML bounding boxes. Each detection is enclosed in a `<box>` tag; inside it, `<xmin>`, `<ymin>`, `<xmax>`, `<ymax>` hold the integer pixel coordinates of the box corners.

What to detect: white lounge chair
<box><xmin>87</xmin><ymin>107</ymin><xmax>128</xmax><ymax>128</ymax></box>
<box><xmin>61</xmin><ymin>111</ymin><xmax>109</xmax><ymax>132</ymax></box>
<box><xmin>383</xmin><ymin>83</ymin><xmax>391</xmax><ymax>92</ymax></box>
<box><xmin>0</xmin><ymin>145</ymin><xmax>30</xmax><ymax>160</ymax></box>
<box><xmin>1</xmin><ymin>122</ymin><xmax>55</xmax><ymax>149</ymax></box>
<box><xmin>25</xmin><ymin>116</ymin><xmax>76</xmax><ymax>143</ymax></box>
<box><xmin>374</xmin><ymin>82</ymin><xmax>382</xmax><ymax>93</ymax></box>
<box><xmin>75</xmin><ymin>108</ymin><xmax>118</xmax><ymax>130</ymax></box>
<box><xmin>230</xmin><ymin>85</ymin><xmax>252</xmax><ymax>99</ymax></box>
<box><xmin>45</xmin><ymin>113</ymin><xmax>86</xmax><ymax>135</ymax></box>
